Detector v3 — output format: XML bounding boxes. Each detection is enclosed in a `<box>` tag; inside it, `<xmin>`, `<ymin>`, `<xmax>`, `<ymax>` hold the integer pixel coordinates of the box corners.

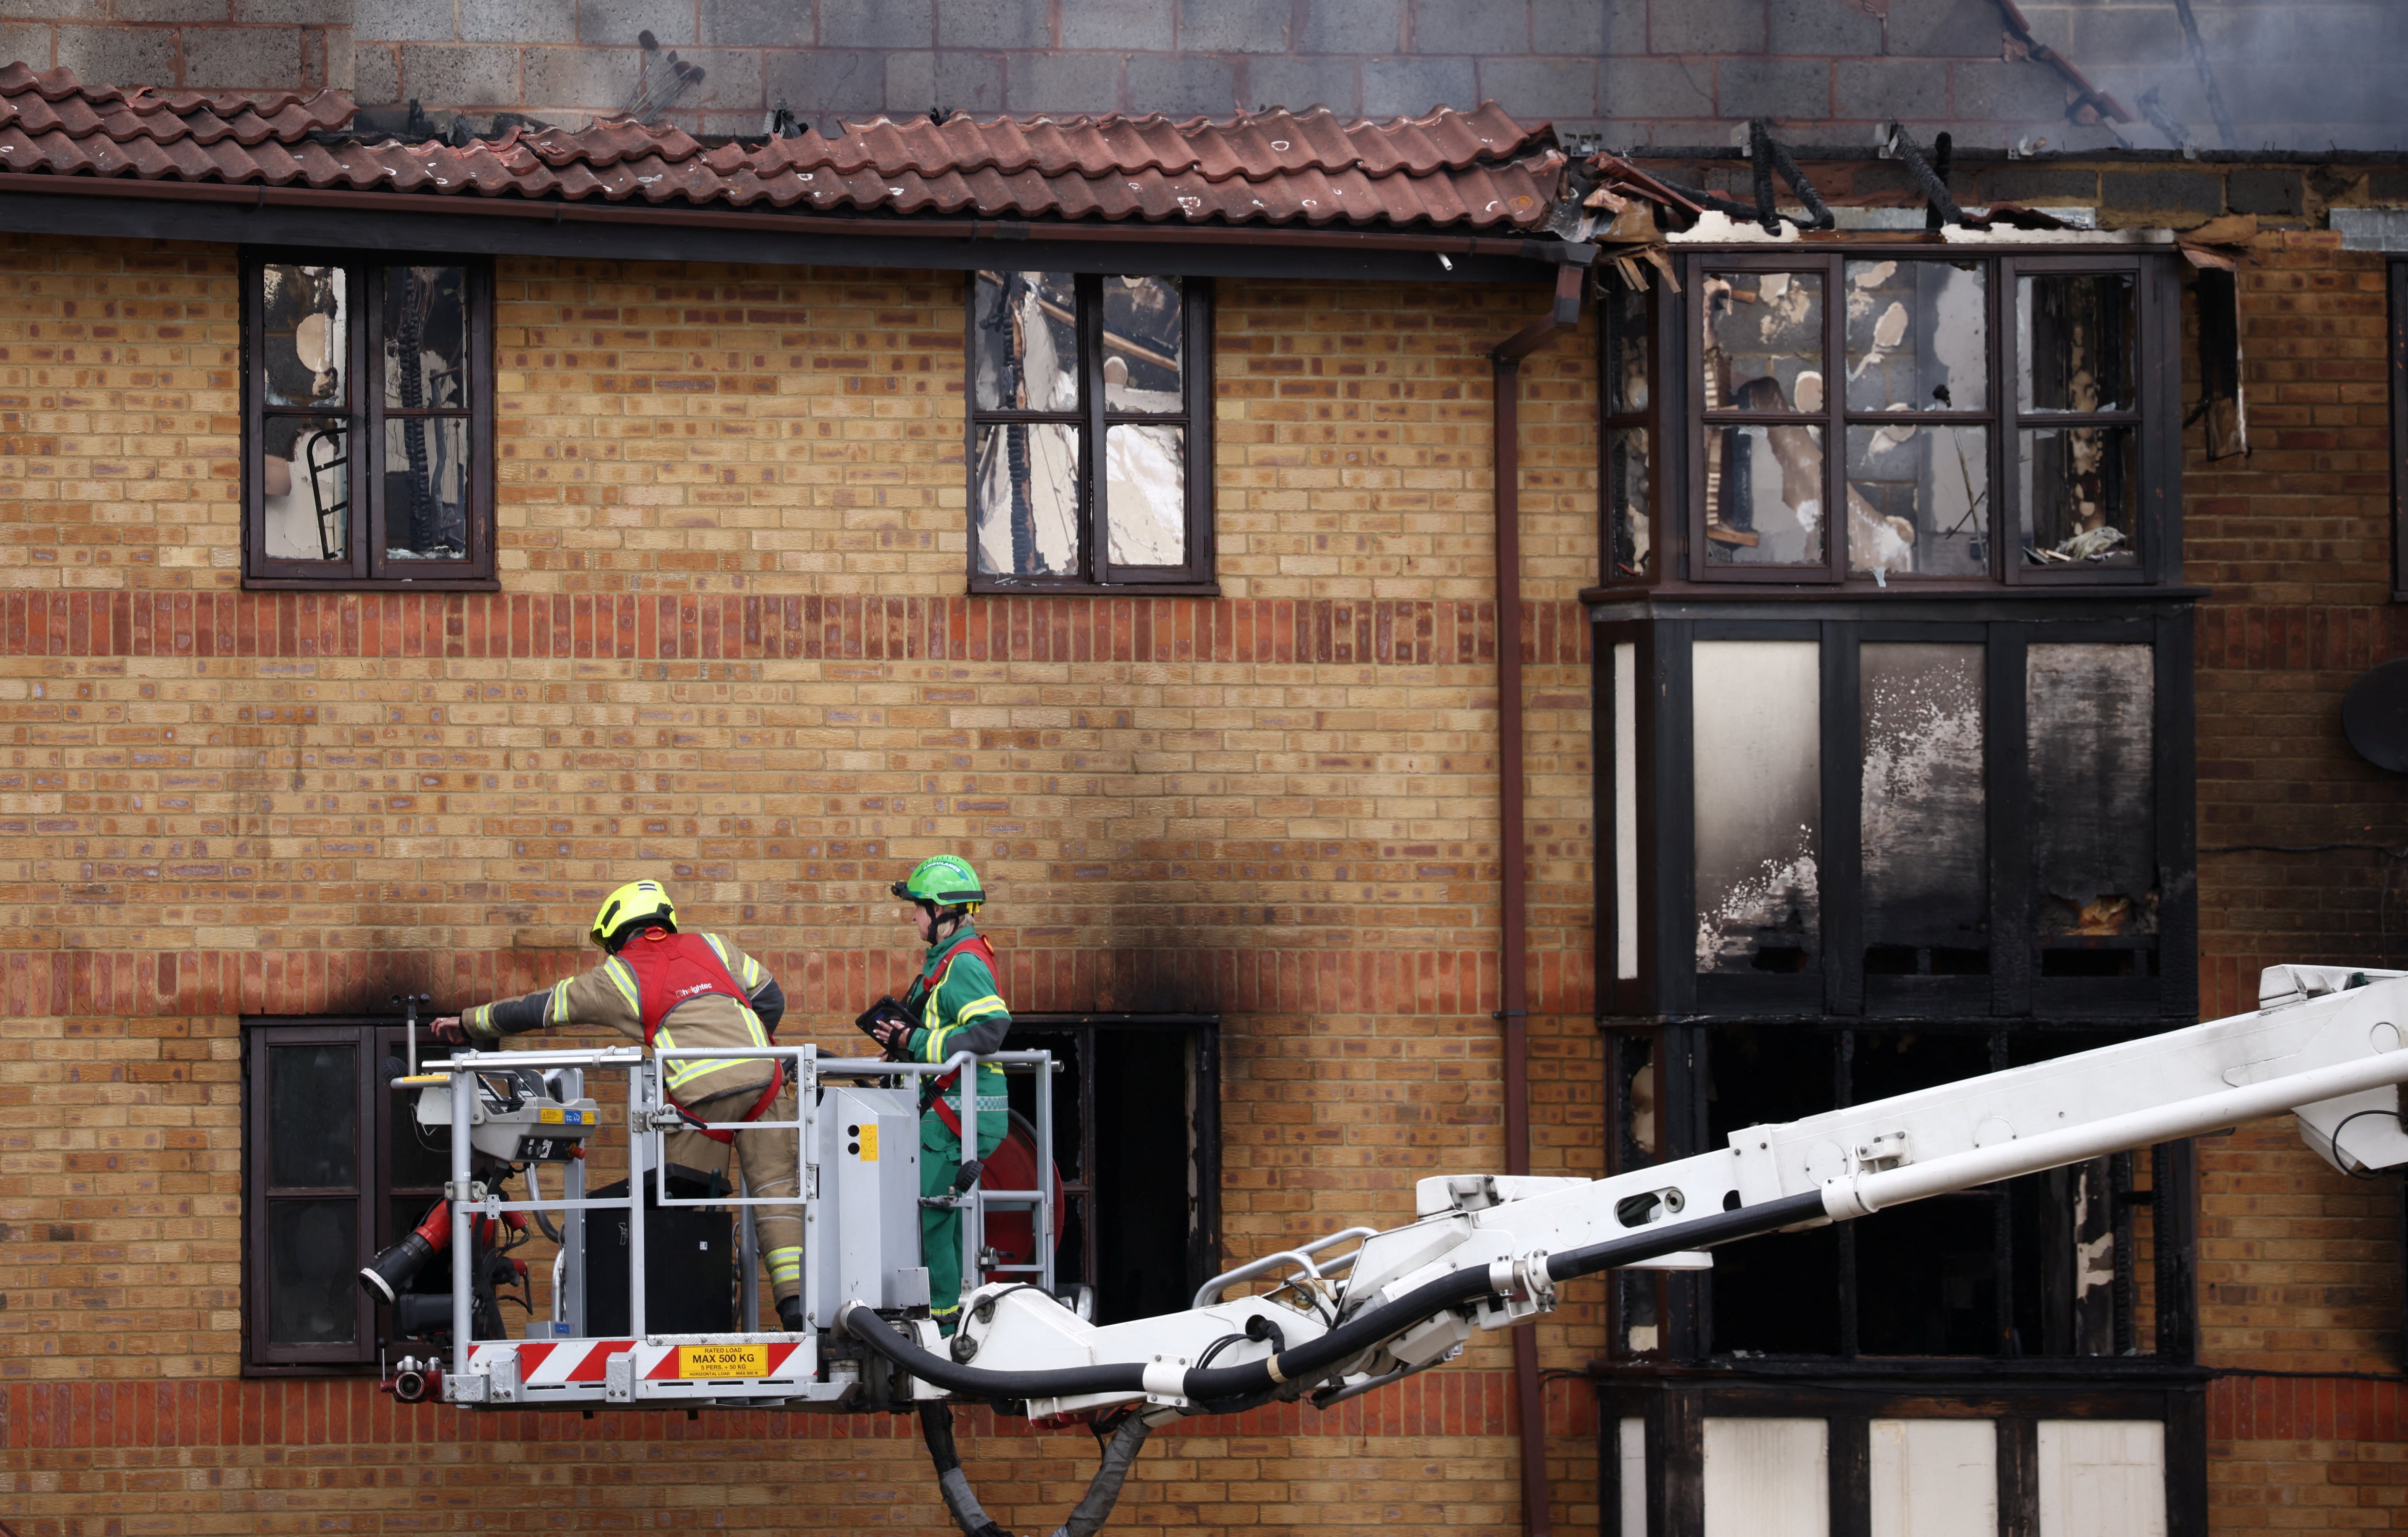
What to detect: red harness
<box><xmin>912</xmin><ymin>932</ymin><xmax>1000</xmax><ymax>1137</ymax></box>
<box><xmin>620</xmin><ymin>928</ymin><xmax>780</xmax><ymax>1144</ymax></box>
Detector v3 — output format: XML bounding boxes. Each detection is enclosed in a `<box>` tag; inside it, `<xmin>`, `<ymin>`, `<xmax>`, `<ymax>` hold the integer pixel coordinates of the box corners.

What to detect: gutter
<box><xmin>0</xmin><ymin>171</ymin><xmax>1597</xmax><ymax>265</ymax></box>
<box><xmin>1486</xmin><ymin>258</ymin><xmax>1587</xmax><ymax>1537</ymax></box>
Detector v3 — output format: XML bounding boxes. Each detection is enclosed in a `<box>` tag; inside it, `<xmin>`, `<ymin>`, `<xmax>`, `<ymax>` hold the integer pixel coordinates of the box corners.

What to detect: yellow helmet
<box><xmin>590</xmin><ymin>879</ymin><xmax>677</xmax><ymax>950</ymax></box>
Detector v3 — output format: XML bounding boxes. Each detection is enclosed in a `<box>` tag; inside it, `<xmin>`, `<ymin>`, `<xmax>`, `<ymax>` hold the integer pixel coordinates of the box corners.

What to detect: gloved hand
<box><xmin>854</xmin><ymin>997</ymin><xmax>914</xmax><ymax>1057</ymax></box>
<box><xmin>427</xmin><ymin>1016</ymin><xmax>471</xmax><ymax>1046</ymax></box>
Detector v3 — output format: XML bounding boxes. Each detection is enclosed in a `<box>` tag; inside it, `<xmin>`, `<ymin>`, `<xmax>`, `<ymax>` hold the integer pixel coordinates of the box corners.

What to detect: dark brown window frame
<box><xmin>242</xmin><ymin>1017</ymin><xmax>444</xmax><ymax>1376</ymax></box>
<box><xmin>1599</xmin><ymin>279</ymin><xmax>1658</xmax><ymax>585</ymax></box>
<box><xmin>1662</xmin><ymin>247</ymin><xmax>2178</xmax><ymax>592</ymax></box>
<box><xmin>964</xmin><ymin>272</ymin><xmax>1217</xmax><ymax>596</ymax></box>
<box><xmin>240</xmin><ymin>251</ymin><xmax>498</xmax><ymax>591</ymax></box>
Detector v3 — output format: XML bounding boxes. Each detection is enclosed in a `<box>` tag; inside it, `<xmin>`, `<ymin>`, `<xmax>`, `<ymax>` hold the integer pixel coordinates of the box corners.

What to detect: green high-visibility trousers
<box><xmin>921</xmin><ymin>1110</ymin><xmax>1007</xmax><ymax>1332</ymax></box>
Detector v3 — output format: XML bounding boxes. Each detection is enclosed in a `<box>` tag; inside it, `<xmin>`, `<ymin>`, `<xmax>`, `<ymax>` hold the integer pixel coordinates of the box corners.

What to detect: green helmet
<box><xmin>891</xmin><ymin>855</ymin><xmax>985</xmax><ymax>914</ymax></box>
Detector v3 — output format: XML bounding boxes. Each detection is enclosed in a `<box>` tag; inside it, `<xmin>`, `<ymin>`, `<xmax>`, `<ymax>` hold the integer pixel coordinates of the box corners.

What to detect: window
<box><xmin>967</xmin><ymin>271</ymin><xmax>1214</xmax><ymax>592</ymax></box>
<box><xmin>1601</xmin><ymin>281</ymin><xmax>1655</xmax><ymax>581</ymax></box>
<box><xmin>1000</xmin><ymin>1014</ymin><xmax>1219</xmax><ymax>1324</ymax></box>
<box><xmin>1597</xmin><ymin>620</ymin><xmax>2190</xmax><ymax>1020</ymax></box>
<box><xmin>243</xmin><ymin>254</ymin><xmax>495</xmax><ymax>588</ymax></box>
<box><xmin>243</xmin><ymin>1018</ymin><xmax>448</xmax><ymax>1372</ymax></box>
<box><xmin>1668</xmin><ymin>252</ymin><xmax>2172</xmax><ymax>587</ymax></box>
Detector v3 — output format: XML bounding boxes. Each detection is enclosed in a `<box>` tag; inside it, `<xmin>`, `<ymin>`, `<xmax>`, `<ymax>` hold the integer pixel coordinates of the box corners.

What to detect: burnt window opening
<box><xmin>242</xmin><ymin>1018</ymin><xmax>452</xmax><ymax>1375</ymax></box>
<box><xmin>1592</xmin><ymin>248</ymin><xmax>2178</xmax><ymax>591</ymax></box>
<box><xmin>1606</xmin><ymin>1023</ymin><xmax>2194</xmax><ymax>1368</ymax></box>
<box><xmin>1595</xmin><ymin>618</ymin><xmax>2190</xmax><ymax>1023</ymax></box>
<box><xmin>967</xmin><ymin>272</ymin><xmax>1216</xmax><ymax>593</ymax></box>
<box><xmin>241</xmin><ymin>253</ymin><xmax>496</xmax><ymax>590</ymax></box>
<box><xmin>1602</xmin><ymin>279</ymin><xmax>1656</xmax><ymax>581</ymax></box>
<box><xmin>999</xmin><ymin>1014</ymin><xmax>1219</xmax><ymax>1326</ymax></box>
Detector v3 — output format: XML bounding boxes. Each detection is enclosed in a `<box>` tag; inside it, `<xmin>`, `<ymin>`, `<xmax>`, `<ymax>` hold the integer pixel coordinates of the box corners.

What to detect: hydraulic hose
<box><xmin>919</xmin><ymin>1402</ymin><xmax>1012</xmax><ymax>1537</ymax></box>
<box><xmin>839</xmin><ymin>1189</ymin><xmax>1831</xmax><ymax>1408</ymax></box>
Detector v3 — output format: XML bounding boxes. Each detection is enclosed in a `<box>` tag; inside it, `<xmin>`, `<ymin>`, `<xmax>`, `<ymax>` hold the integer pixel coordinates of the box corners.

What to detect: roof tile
<box><xmin>0</xmin><ymin>60</ymin><xmax>1567</xmax><ymax>233</ymax></box>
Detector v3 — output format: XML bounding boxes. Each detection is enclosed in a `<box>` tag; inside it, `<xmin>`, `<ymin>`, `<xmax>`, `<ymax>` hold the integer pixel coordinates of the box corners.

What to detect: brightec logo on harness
<box><xmin>674</xmin><ymin>981</ymin><xmax>715</xmax><ymax>999</ymax></box>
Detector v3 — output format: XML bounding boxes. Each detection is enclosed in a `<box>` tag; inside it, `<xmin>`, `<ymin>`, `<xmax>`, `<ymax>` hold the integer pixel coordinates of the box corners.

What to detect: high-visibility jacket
<box><xmin>902</xmin><ymin>924</ymin><xmax>1011</xmax><ymax>1135</ymax></box>
<box><xmin>462</xmin><ymin>928</ymin><xmax>784</xmax><ymax>1109</ymax></box>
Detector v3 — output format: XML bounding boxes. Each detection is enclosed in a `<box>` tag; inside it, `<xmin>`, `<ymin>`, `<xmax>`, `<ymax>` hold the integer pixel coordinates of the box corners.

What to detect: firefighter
<box><xmin>428</xmin><ymin>880</ymin><xmax>809</xmax><ymax>1332</ymax></box>
<box><xmin>856</xmin><ymin>855</ymin><xmax>1011</xmax><ymax>1334</ymax></box>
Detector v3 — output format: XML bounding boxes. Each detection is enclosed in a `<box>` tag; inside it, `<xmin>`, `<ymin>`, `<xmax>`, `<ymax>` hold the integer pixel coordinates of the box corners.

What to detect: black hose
<box><xmin>919</xmin><ymin>1402</ymin><xmax>1012</xmax><ymax>1537</ymax></box>
<box><xmin>842</xmin><ymin>1302</ymin><xmax>1148</xmax><ymax>1398</ymax></box>
<box><xmin>843</xmin><ymin>1189</ymin><xmax>1834</xmax><ymax>1407</ymax></box>
<box><xmin>1886</xmin><ymin>124</ymin><xmax>1964</xmax><ymax>227</ymax></box>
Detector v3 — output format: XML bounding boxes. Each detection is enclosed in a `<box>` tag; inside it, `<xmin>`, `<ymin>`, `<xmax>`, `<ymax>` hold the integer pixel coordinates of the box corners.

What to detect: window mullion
<box><xmin>355</xmin><ymin>261</ymin><xmax>377</xmax><ymax>582</ymax></box>
<box><xmin>1824</xmin><ymin>253</ymin><xmax>1845</xmax><ymax>583</ymax></box>
<box><xmin>1083</xmin><ymin>273</ymin><xmax>1106</xmax><ymax>585</ymax></box>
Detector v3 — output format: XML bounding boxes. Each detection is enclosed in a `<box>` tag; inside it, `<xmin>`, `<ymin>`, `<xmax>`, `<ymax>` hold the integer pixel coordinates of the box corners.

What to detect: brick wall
<box><xmin>2183</xmin><ymin>227</ymin><xmax>2408</xmax><ymax>1534</ymax></box>
<box><xmin>0</xmin><ymin>233</ymin><xmax>1603</xmax><ymax>1531</ymax></box>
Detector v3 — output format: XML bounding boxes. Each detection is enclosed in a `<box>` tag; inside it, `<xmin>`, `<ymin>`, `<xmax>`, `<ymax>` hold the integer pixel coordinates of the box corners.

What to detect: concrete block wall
<box><xmin>0</xmin><ymin>232</ymin><xmax>1604</xmax><ymax>1531</ymax></box>
<box><xmin>0</xmin><ymin>0</ymin><xmax>352</xmax><ymax>94</ymax></box>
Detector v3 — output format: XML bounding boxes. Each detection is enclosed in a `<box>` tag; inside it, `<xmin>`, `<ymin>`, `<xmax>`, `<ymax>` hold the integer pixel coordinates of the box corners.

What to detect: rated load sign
<box><xmin>641</xmin><ymin>1338</ymin><xmax>804</xmax><ymax>1383</ymax></box>
<box><xmin>677</xmin><ymin>1343</ymin><xmax>766</xmax><ymax>1378</ymax></box>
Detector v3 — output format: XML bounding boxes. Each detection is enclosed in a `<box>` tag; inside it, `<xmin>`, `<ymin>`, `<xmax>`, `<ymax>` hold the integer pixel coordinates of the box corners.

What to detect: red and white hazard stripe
<box><xmin>509</xmin><ymin>1338</ymin><xmax>633</xmax><ymax>1383</ymax></box>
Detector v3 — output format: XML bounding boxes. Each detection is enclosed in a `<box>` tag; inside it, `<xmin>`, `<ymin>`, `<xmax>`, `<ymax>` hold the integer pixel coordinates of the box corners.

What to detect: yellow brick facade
<box><xmin>0</xmin><ymin>234</ymin><xmax>1602</xmax><ymax>1533</ymax></box>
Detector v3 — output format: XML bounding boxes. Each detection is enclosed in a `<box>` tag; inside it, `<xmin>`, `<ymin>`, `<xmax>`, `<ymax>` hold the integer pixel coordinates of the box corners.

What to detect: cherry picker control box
<box><xmin>810</xmin><ymin>1085</ymin><xmax>925</xmax><ymax>1328</ymax></box>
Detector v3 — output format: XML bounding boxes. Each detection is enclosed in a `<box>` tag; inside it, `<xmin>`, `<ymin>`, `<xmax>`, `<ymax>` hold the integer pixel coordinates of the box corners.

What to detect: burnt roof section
<box><xmin>0</xmin><ymin>64</ymin><xmax>1569</xmax><ymax>233</ymax></box>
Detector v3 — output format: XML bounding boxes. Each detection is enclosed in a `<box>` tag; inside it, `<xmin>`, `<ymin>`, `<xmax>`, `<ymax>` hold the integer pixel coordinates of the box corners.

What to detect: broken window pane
<box><xmin>1102</xmin><ymin>275</ymin><xmax>1182</xmax><ymax>412</ymax></box>
<box><xmin>385</xmin><ymin>416</ymin><xmax>470</xmax><ymax>559</ymax></box>
<box><xmin>1847</xmin><ymin>424</ymin><xmax>1990</xmax><ymax>580</ymax></box>
<box><xmin>1104</xmin><ymin>423</ymin><xmax>1185</xmax><ymax>566</ymax></box>
<box><xmin>1702</xmin><ymin>269</ymin><xmax>1824</xmax><ymax>413</ymax></box>
<box><xmin>1603</xmin><ymin>281</ymin><xmax>1650</xmax><ymax>417</ymax></box>
<box><xmin>1846</xmin><ymin>259</ymin><xmax>1988</xmax><ymax>413</ymax></box>
<box><xmin>974</xmin><ymin>421</ymin><xmax>1081</xmax><ymax>576</ymax></box>
<box><xmin>261</xmin><ymin>415</ymin><xmax>349</xmax><ymax>561</ymax></box>
<box><xmin>1861</xmin><ymin>644</ymin><xmax>1988</xmax><ymax>973</ymax></box>
<box><xmin>260</xmin><ymin>263</ymin><xmax>347</xmax><ymax>408</ymax></box>
<box><xmin>1856</xmin><ymin>1196</ymin><xmax>2001</xmax><ymax>1353</ymax></box>
<box><xmin>2018</xmin><ymin>272</ymin><xmax>2135</xmax><ymax>414</ymax></box>
<box><xmin>1693</xmin><ymin>640</ymin><xmax>1820</xmax><ymax>973</ymax></box>
<box><xmin>2020</xmin><ymin>426</ymin><xmax>2137</xmax><ymax>567</ymax></box>
<box><xmin>973</xmin><ymin>270</ymin><xmax>1079</xmax><ymax>412</ymax></box>
<box><xmin>381</xmin><ymin>266</ymin><xmax>469</xmax><ymax>411</ymax></box>
<box><xmin>1606</xmin><ymin>426</ymin><xmax>1652</xmax><ymax>579</ymax></box>
<box><xmin>2026</xmin><ymin>645</ymin><xmax>2157</xmax><ymax>964</ymax></box>
<box><xmin>1706</xmin><ymin>423</ymin><xmax>1826</xmax><ymax>566</ymax></box>
<box><xmin>1705</xmin><ymin>1024</ymin><xmax>1840</xmax><ymax>1352</ymax></box>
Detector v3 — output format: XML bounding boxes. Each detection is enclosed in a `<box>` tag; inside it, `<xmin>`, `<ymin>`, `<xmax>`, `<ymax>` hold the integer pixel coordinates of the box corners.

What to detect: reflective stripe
<box><xmin>547</xmin><ymin>979</ymin><xmax>574</xmax><ymax>1025</ymax></box>
<box><xmin>765</xmin><ymin>1246</ymin><xmax>801</xmax><ymax>1283</ymax></box>
<box><xmin>954</xmin><ymin>993</ymin><xmax>1009</xmax><ymax>1022</ymax></box>
<box><xmin>657</xmin><ymin>1006</ymin><xmax>771</xmax><ymax>1091</ymax></box>
<box><xmin>601</xmin><ymin>956</ymin><xmax>639</xmax><ymax>1014</ymax></box>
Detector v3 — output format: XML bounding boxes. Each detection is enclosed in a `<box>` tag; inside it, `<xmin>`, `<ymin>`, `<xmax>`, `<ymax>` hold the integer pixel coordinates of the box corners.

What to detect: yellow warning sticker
<box><xmin>538</xmin><ymin>1105</ymin><xmax>564</xmax><ymax>1124</ymax></box>
<box><xmin>679</xmin><ymin>1344</ymin><xmax>767</xmax><ymax>1379</ymax></box>
<box><xmin>857</xmin><ymin>1123</ymin><xmax>878</xmax><ymax>1162</ymax></box>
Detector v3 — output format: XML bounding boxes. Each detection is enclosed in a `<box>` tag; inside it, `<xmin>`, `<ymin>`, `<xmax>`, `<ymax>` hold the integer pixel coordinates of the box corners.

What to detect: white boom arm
<box><xmin>860</xmin><ymin>964</ymin><xmax>2408</xmax><ymax>1426</ymax></box>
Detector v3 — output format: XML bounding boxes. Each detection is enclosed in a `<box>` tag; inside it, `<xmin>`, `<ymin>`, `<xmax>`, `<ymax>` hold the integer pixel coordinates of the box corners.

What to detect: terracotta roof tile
<box><xmin>0</xmin><ymin>62</ymin><xmax>1569</xmax><ymax>233</ymax></box>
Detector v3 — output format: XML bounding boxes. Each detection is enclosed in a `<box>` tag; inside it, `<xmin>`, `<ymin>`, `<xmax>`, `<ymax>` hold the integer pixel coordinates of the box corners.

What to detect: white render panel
<box><xmin>1614</xmin><ymin>641</ymin><xmax>1640</xmax><ymax>980</ymax></box>
<box><xmin>2037</xmin><ymin>1420</ymin><xmax>2166</xmax><ymax>1537</ymax></box>
<box><xmin>1704</xmin><ymin>1417</ymin><xmax>1829</xmax><ymax>1537</ymax></box>
<box><xmin>1620</xmin><ymin>1417</ymin><xmax>1647</xmax><ymax>1536</ymax></box>
<box><xmin>1870</xmin><ymin>1419</ymin><xmax>1997</xmax><ymax>1537</ymax></box>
